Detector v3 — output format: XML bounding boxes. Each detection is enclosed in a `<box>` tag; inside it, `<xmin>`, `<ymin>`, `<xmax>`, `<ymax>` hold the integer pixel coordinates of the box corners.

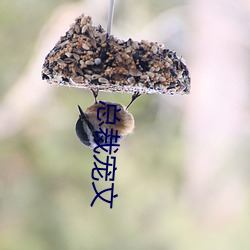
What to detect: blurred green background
<box><xmin>1</xmin><ymin>0</ymin><xmax>250</xmax><ymax>249</ymax></box>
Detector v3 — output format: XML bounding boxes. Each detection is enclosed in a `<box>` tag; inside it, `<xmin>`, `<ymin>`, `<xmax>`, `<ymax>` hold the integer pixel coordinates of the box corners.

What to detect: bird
<box><xmin>75</xmin><ymin>89</ymin><xmax>136</xmax><ymax>149</ymax></box>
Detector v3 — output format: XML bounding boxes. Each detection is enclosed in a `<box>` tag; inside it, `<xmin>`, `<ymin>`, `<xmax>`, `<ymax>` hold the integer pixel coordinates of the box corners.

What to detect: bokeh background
<box><xmin>1</xmin><ymin>0</ymin><xmax>250</xmax><ymax>249</ymax></box>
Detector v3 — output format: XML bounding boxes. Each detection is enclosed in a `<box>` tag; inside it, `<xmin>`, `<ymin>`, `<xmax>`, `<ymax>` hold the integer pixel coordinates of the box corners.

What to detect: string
<box><xmin>107</xmin><ymin>0</ymin><xmax>115</xmax><ymax>34</ymax></box>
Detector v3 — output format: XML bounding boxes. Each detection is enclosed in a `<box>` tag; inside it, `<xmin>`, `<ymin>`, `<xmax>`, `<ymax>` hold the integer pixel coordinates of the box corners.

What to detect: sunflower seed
<box><xmin>147</xmin><ymin>72</ymin><xmax>154</xmax><ymax>78</ymax></box>
<box><xmin>129</xmin><ymin>68</ymin><xmax>142</xmax><ymax>77</ymax></box>
<box><xmin>141</xmin><ymin>40</ymin><xmax>150</xmax><ymax>47</ymax></box>
<box><xmin>82</xmin><ymin>43</ymin><xmax>90</xmax><ymax>50</ymax></box>
<box><xmin>74</xmin><ymin>66</ymin><xmax>83</xmax><ymax>75</ymax></box>
<box><xmin>128</xmin><ymin>77</ymin><xmax>135</xmax><ymax>84</ymax></box>
<box><xmin>140</xmin><ymin>75</ymin><xmax>149</xmax><ymax>82</ymax></box>
<box><xmin>57</xmin><ymin>59</ymin><xmax>67</xmax><ymax>66</ymax></box>
<box><xmin>92</xmin><ymin>74</ymin><xmax>101</xmax><ymax>79</ymax></box>
<box><xmin>151</xmin><ymin>45</ymin><xmax>158</xmax><ymax>54</ymax></box>
<box><xmin>85</xmin><ymin>60</ymin><xmax>94</xmax><ymax>65</ymax></box>
<box><xmin>63</xmin><ymin>58</ymin><xmax>75</xmax><ymax>64</ymax></box>
<box><xmin>98</xmin><ymin>77</ymin><xmax>109</xmax><ymax>84</ymax></box>
<box><xmin>72</xmin><ymin>76</ymin><xmax>84</xmax><ymax>83</ymax></box>
<box><xmin>75</xmin><ymin>24</ymin><xmax>80</xmax><ymax>34</ymax></box>
<box><xmin>72</xmin><ymin>53</ymin><xmax>80</xmax><ymax>60</ymax></box>
<box><xmin>65</xmin><ymin>52</ymin><xmax>72</xmax><ymax>58</ymax></box>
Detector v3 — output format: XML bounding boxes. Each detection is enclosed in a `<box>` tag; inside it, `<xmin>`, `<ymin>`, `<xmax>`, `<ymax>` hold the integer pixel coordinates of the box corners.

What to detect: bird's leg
<box><xmin>126</xmin><ymin>91</ymin><xmax>141</xmax><ymax>110</ymax></box>
<box><xmin>91</xmin><ymin>89</ymin><xmax>99</xmax><ymax>104</ymax></box>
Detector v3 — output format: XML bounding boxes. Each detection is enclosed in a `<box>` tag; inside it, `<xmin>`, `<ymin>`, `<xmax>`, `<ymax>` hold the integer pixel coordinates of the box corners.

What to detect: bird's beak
<box><xmin>77</xmin><ymin>105</ymin><xmax>86</xmax><ymax>118</ymax></box>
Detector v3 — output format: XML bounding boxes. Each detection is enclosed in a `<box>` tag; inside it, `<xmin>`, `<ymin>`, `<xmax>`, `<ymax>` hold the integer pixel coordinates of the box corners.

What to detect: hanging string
<box><xmin>107</xmin><ymin>0</ymin><xmax>115</xmax><ymax>34</ymax></box>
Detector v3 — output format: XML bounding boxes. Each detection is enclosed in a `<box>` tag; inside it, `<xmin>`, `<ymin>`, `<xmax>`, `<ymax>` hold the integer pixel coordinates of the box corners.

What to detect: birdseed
<box><xmin>42</xmin><ymin>14</ymin><xmax>190</xmax><ymax>95</ymax></box>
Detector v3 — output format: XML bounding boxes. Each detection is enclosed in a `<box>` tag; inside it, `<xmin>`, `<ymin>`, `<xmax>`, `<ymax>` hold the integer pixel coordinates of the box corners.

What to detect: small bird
<box><xmin>75</xmin><ymin>90</ymin><xmax>136</xmax><ymax>149</ymax></box>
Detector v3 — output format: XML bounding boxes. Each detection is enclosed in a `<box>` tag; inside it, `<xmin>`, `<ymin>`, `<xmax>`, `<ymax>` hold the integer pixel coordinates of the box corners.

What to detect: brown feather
<box><xmin>85</xmin><ymin>101</ymin><xmax>134</xmax><ymax>136</ymax></box>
